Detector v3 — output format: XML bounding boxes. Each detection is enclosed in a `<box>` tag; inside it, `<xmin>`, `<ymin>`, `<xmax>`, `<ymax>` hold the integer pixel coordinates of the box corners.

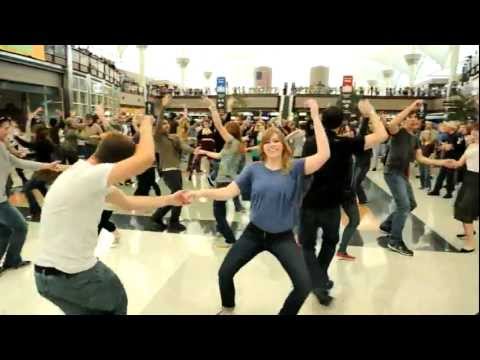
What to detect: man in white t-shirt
<box><xmin>34</xmin><ymin>115</ymin><xmax>190</xmax><ymax>315</ymax></box>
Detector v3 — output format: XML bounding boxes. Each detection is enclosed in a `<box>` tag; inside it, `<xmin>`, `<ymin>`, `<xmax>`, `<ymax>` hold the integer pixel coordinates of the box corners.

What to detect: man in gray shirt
<box><xmin>380</xmin><ymin>101</ymin><xmax>456</xmax><ymax>256</ymax></box>
<box><xmin>0</xmin><ymin>116</ymin><xmax>59</xmax><ymax>276</ymax></box>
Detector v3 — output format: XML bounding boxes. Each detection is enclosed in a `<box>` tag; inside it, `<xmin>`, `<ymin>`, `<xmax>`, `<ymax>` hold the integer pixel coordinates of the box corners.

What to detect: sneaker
<box><xmin>168</xmin><ymin>222</ymin><xmax>187</xmax><ymax>233</ymax></box>
<box><xmin>457</xmin><ymin>231</ymin><xmax>477</xmax><ymax>238</ymax></box>
<box><xmin>216</xmin><ymin>307</ymin><xmax>235</xmax><ymax>315</ymax></box>
<box><xmin>379</xmin><ymin>224</ymin><xmax>391</xmax><ymax>234</ymax></box>
<box><xmin>235</xmin><ymin>206</ymin><xmax>246</xmax><ymax>213</ymax></box>
<box><xmin>459</xmin><ymin>248</ymin><xmax>475</xmax><ymax>253</ymax></box>
<box><xmin>443</xmin><ymin>193</ymin><xmax>453</xmax><ymax>199</ymax></box>
<box><xmin>336</xmin><ymin>252</ymin><xmax>356</xmax><ymax>261</ymax></box>
<box><xmin>387</xmin><ymin>242</ymin><xmax>414</xmax><ymax>256</ymax></box>
<box><xmin>371</xmin><ymin>168</ymin><xmax>376</xmax><ymax>171</ymax></box>
<box><xmin>428</xmin><ymin>191</ymin><xmax>440</xmax><ymax>196</ymax></box>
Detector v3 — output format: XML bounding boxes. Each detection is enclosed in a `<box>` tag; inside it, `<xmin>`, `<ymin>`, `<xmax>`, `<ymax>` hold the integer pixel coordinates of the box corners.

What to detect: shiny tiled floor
<box><xmin>1</xmin><ymin>166</ymin><xmax>478</xmax><ymax>315</ymax></box>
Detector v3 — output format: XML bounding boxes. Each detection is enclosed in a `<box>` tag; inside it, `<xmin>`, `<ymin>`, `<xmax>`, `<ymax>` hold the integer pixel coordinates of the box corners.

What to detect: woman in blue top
<box><xmin>187</xmin><ymin>99</ymin><xmax>330</xmax><ymax>315</ymax></box>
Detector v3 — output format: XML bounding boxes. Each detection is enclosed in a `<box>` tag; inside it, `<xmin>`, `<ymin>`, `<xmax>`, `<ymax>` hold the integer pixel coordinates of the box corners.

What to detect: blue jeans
<box><xmin>381</xmin><ymin>172</ymin><xmax>417</xmax><ymax>246</ymax></box>
<box><xmin>338</xmin><ymin>197</ymin><xmax>360</xmax><ymax>253</ymax></box>
<box><xmin>218</xmin><ymin>222</ymin><xmax>311</xmax><ymax>315</ymax></box>
<box><xmin>418</xmin><ymin>164</ymin><xmax>431</xmax><ymax>189</ymax></box>
<box><xmin>24</xmin><ymin>179</ymin><xmax>48</xmax><ymax>216</ymax></box>
<box><xmin>35</xmin><ymin>261</ymin><xmax>128</xmax><ymax>315</ymax></box>
<box><xmin>0</xmin><ymin>201</ymin><xmax>28</xmax><ymax>268</ymax></box>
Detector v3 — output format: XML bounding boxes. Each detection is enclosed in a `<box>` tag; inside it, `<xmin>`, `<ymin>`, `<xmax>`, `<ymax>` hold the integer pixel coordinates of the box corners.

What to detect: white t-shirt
<box><xmin>36</xmin><ymin>160</ymin><xmax>114</xmax><ymax>274</ymax></box>
<box><xmin>465</xmin><ymin>144</ymin><xmax>479</xmax><ymax>173</ymax></box>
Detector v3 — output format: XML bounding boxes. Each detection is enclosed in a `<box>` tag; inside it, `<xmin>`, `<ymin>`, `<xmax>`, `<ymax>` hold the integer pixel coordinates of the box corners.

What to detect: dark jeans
<box><xmin>338</xmin><ymin>197</ymin><xmax>360</xmax><ymax>253</ymax></box>
<box><xmin>24</xmin><ymin>179</ymin><xmax>48</xmax><ymax>216</ymax></box>
<box><xmin>213</xmin><ymin>183</ymin><xmax>236</xmax><ymax>244</ymax></box>
<box><xmin>233</xmin><ymin>196</ymin><xmax>243</xmax><ymax>211</ymax></box>
<box><xmin>0</xmin><ymin>201</ymin><xmax>28</xmax><ymax>268</ymax></box>
<box><xmin>152</xmin><ymin>169</ymin><xmax>183</xmax><ymax>224</ymax></box>
<box><xmin>299</xmin><ymin>206</ymin><xmax>341</xmax><ymax>291</ymax></box>
<box><xmin>381</xmin><ymin>172</ymin><xmax>417</xmax><ymax>245</ymax></box>
<box><xmin>34</xmin><ymin>261</ymin><xmax>128</xmax><ymax>315</ymax></box>
<box><xmin>134</xmin><ymin>167</ymin><xmax>161</xmax><ymax>196</ymax></box>
<box><xmin>60</xmin><ymin>148</ymin><xmax>79</xmax><ymax>165</ymax></box>
<box><xmin>432</xmin><ymin>166</ymin><xmax>455</xmax><ymax>194</ymax></box>
<box><xmin>418</xmin><ymin>164</ymin><xmax>431</xmax><ymax>189</ymax></box>
<box><xmin>16</xmin><ymin>168</ymin><xmax>28</xmax><ymax>185</ymax></box>
<box><xmin>354</xmin><ymin>156</ymin><xmax>370</xmax><ymax>203</ymax></box>
<box><xmin>218</xmin><ymin>222</ymin><xmax>311</xmax><ymax>315</ymax></box>
<box><xmin>98</xmin><ymin>210</ymin><xmax>116</xmax><ymax>234</ymax></box>
<box><xmin>210</xmin><ymin>159</ymin><xmax>220</xmax><ymax>181</ymax></box>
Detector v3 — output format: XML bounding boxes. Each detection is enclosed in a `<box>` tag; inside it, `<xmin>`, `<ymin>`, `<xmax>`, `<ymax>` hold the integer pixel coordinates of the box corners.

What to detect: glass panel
<box><xmin>72</xmin><ymin>91</ymin><xmax>79</xmax><ymax>103</ymax></box>
<box><xmin>72</xmin><ymin>76</ymin><xmax>79</xmax><ymax>90</ymax></box>
<box><xmin>46</xmin><ymin>87</ymin><xmax>61</xmax><ymax>102</ymax></box>
<box><xmin>80</xmin><ymin>92</ymin><xmax>87</xmax><ymax>104</ymax></box>
<box><xmin>47</xmin><ymin>102</ymin><xmax>64</xmax><ymax>118</ymax></box>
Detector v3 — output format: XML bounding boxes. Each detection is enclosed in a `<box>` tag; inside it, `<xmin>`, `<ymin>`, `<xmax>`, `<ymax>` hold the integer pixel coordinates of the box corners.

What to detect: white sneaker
<box><xmin>111</xmin><ymin>230</ymin><xmax>121</xmax><ymax>248</ymax></box>
<box><xmin>216</xmin><ymin>307</ymin><xmax>235</xmax><ymax>315</ymax></box>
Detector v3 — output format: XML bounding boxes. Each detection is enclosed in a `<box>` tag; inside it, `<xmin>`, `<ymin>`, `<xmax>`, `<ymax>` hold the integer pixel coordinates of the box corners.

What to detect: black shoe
<box><xmin>371</xmin><ymin>168</ymin><xmax>376</xmax><ymax>171</ymax></box>
<box><xmin>457</xmin><ymin>231</ymin><xmax>477</xmax><ymax>238</ymax></box>
<box><xmin>419</xmin><ymin>186</ymin><xmax>425</xmax><ymax>190</ymax></box>
<box><xmin>359</xmin><ymin>200</ymin><xmax>368</xmax><ymax>205</ymax></box>
<box><xmin>387</xmin><ymin>242</ymin><xmax>414</xmax><ymax>256</ymax></box>
<box><xmin>168</xmin><ymin>222</ymin><xmax>187</xmax><ymax>233</ymax></box>
<box><xmin>0</xmin><ymin>261</ymin><xmax>32</xmax><ymax>276</ymax></box>
<box><xmin>379</xmin><ymin>224</ymin><xmax>391</xmax><ymax>234</ymax></box>
<box><xmin>428</xmin><ymin>191</ymin><xmax>440</xmax><ymax>196</ymax></box>
<box><xmin>460</xmin><ymin>248</ymin><xmax>475</xmax><ymax>253</ymax></box>
<box><xmin>313</xmin><ymin>288</ymin><xmax>334</xmax><ymax>306</ymax></box>
<box><xmin>151</xmin><ymin>217</ymin><xmax>167</xmax><ymax>231</ymax></box>
<box><xmin>443</xmin><ymin>193</ymin><xmax>453</xmax><ymax>199</ymax></box>
<box><xmin>207</xmin><ymin>175</ymin><xmax>215</xmax><ymax>187</ymax></box>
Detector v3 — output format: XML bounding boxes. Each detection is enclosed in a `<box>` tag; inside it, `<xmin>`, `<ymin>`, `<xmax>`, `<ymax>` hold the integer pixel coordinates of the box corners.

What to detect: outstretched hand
<box><xmin>443</xmin><ymin>159</ymin><xmax>458</xmax><ymax>169</ymax></box>
<box><xmin>202</xmin><ymin>96</ymin><xmax>216</xmax><ymax>109</ymax></box>
<box><xmin>304</xmin><ymin>99</ymin><xmax>319</xmax><ymax>114</ymax></box>
<box><xmin>193</xmin><ymin>146</ymin><xmax>204</xmax><ymax>156</ymax></box>
<box><xmin>161</xmin><ymin>94</ymin><xmax>172</xmax><ymax>107</ymax></box>
<box><xmin>171</xmin><ymin>190</ymin><xmax>192</xmax><ymax>206</ymax></box>
<box><xmin>41</xmin><ymin>161</ymin><xmax>62</xmax><ymax>172</ymax></box>
<box><xmin>358</xmin><ymin>99</ymin><xmax>375</xmax><ymax>117</ymax></box>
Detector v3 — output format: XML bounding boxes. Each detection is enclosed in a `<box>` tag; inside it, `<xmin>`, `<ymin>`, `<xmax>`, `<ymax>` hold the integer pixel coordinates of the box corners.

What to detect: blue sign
<box><xmin>216</xmin><ymin>77</ymin><xmax>226</xmax><ymax>87</ymax></box>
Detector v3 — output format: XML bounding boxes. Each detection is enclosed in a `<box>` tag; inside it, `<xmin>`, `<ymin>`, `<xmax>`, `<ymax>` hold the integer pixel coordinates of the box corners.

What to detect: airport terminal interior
<box><xmin>0</xmin><ymin>45</ymin><xmax>478</xmax><ymax>315</ymax></box>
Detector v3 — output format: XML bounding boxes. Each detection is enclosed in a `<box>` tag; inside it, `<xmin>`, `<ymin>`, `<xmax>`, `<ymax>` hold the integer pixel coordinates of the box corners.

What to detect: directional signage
<box><xmin>216</xmin><ymin>77</ymin><xmax>226</xmax><ymax>112</ymax></box>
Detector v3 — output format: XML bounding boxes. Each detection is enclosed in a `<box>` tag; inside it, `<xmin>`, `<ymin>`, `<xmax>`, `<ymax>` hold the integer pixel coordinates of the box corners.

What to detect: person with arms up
<box><xmin>186</xmin><ymin>98</ymin><xmax>330</xmax><ymax>315</ymax></box>
<box><xmin>34</xmin><ymin>115</ymin><xmax>190</xmax><ymax>315</ymax></box>
<box><xmin>0</xmin><ymin>116</ymin><xmax>60</xmax><ymax>276</ymax></box>
<box><xmin>380</xmin><ymin>100</ymin><xmax>457</xmax><ymax>256</ymax></box>
<box><xmin>299</xmin><ymin>100</ymin><xmax>388</xmax><ymax>306</ymax></box>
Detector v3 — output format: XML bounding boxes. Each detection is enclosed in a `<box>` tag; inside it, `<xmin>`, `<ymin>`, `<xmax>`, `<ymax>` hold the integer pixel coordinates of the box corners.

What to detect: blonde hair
<box><xmin>259</xmin><ymin>127</ymin><xmax>293</xmax><ymax>173</ymax></box>
<box><xmin>420</xmin><ymin>129</ymin><xmax>435</xmax><ymax>144</ymax></box>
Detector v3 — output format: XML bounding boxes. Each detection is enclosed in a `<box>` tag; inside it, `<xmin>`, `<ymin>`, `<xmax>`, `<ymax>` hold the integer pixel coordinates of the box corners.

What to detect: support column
<box><xmin>63</xmin><ymin>45</ymin><xmax>73</xmax><ymax>116</ymax></box>
<box><xmin>404</xmin><ymin>52</ymin><xmax>422</xmax><ymax>87</ymax></box>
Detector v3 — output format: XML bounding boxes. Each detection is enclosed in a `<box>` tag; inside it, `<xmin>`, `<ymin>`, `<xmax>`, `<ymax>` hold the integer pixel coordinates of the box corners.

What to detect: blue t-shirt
<box><xmin>234</xmin><ymin>159</ymin><xmax>306</xmax><ymax>233</ymax></box>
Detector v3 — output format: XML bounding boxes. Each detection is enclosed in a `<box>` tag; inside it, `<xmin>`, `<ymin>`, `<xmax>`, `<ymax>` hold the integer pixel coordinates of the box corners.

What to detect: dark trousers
<box><xmin>60</xmin><ymin>148</ymin><xmax>79</xmax><ymax>165</ymax></box>
<box><xmin>354</xmin><ymin>156</ymin><xmax>371</xmax><ymax>203</ymax></box>
<box><xmin>338</xmin><ymin>197</ymin><xmax>360</xmax><ymax>253</ymax></box>
<box><xmin>35</xmin><ymin>261</ymin><xmax>128</xmax><ymax>315</ymax></box>
<box><xmin>98</xmin><ymin>210</ymin><xmax>116</xmax><ymax>234</ymax></box>
<box><xmin>213</xmin><ymin>182</ymin><xmax>236</xmax><ymax>244</ymax></box>
<box><xmin>0</xmin><ymin>201</ymin><xmax>28</xmax><ymax>268</ymax></box>
<box><xmin>299</xmin><ymin>206</ymin><xmax>341</xmax><ymax>291</ymax></box>
<box><xmin>24</xmin><ymin>179</ymin><xmax>48</xmax><ymax>216</ymax></box>
<box><xmin>218</xmin><ymin>222</ymin><xmax>311</xmax><ymax>315</ymax></box>
<box><xmin>134</xmin><ymin>167</ymin><xmax>161</xmax><ymax>196</ymax></box>
<box><xmin>16</xmin><ymin>168</ymin><xmax>28</xmax><ymax>185</ymax></box>
<box><xmin>432</xmin><ymin>167</ymin><xmax>455</xmax><ymax>194</ymax></box>
<box><xmin>152</xmin><ymin>170</ymin><xmax>183</xmax><ymax>224</ymax></box>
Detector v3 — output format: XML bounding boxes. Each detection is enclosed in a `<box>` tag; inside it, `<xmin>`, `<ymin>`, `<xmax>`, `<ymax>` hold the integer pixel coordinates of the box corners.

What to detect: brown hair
<box><xmin>94</xmin><ymin>133</ymin><xmax>136</xmax><ymax>163</ymax></box>
<box><xmin>259</xmin><ymin>127</ymin><xmax>293</xmax><ymax>173</ymax></box>
<box><xmin>225</xmin><ymin>121</ymin><xmax>246</xmax><ymax>153</ymax></box>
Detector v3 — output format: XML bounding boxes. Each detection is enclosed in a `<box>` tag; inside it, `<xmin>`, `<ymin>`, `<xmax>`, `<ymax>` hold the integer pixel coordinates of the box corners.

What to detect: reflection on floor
<box><xmin>1</xmin><ymin>170</ymin><xmax>478</xmax><ymax>315</ymax></box>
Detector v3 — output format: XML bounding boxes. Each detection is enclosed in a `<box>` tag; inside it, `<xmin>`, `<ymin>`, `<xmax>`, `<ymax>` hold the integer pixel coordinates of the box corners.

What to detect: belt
<box><xmin>162</xmin><ymin>167</ymin><xmax>180</xmax><ymax>172</ymax></box>
<box><xmin>34</xmin><ymin>265</ymin><xmax>77</xmax><ymax>278</ymax></box>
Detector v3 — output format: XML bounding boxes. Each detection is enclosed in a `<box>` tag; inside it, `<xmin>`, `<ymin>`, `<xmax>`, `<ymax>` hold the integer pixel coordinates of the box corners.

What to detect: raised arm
<box><xmin>359</xmin><ymin>100</ymin><xmax>389</xmax><ymax>150</ymax></box>
<box><xmin>303</xmin><ymin>99</ymin><xmax>330</xmax><ymax>175</ymax></box>
<box><xmin>202</xmin><ymin>96</ymin><xmax>233</xmax><ymax>143</ymax></box>
<box><xmin>154</xmin><ymin>94</ymin><xmax>172</xmax><ymax>136</ymax></box>
<box><xmin>107</xmin><ymin>115</ymin><xmax>156</xmax><ymax>186</ymax></box>
<box><xmin>106</xmin><ymin>186</ymin><xmax>190</xmax><ymax>211</ymax></box>
<box><xmin>388</xmin><ymin>100</ymin><xmax>422</xmax><ymax>135</ymax></box>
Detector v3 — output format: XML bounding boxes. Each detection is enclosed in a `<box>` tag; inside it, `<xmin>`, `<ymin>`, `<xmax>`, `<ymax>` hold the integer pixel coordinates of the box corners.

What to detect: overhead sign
<box><xmin>216</xmin><ymin>77</ymin><xmax>226</xmax><ymax>111</ymax></box>
<box><xmin>341</xmin><ymin>75</ymin><xmax>354</xmax><ymax>119</ymax></box>
<box><xmin>0</xmin><ymin>45</ymin><xmax>45</xmax><ymax>61</ymax></box>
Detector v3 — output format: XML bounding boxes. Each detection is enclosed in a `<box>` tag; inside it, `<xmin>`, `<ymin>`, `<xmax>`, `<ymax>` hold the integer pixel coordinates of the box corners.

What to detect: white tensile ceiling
<box><xmin>83</xmin><ymin>45</ymin><xmax>478</xmax><ymax>88</ymax></box>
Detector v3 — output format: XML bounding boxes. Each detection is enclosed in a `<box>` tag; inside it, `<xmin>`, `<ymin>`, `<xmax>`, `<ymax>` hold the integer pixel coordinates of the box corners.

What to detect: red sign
<box><xmin>343</xmin><ymin>76</ymin><xmax>353</xmax><ymax>87</ymax></box>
